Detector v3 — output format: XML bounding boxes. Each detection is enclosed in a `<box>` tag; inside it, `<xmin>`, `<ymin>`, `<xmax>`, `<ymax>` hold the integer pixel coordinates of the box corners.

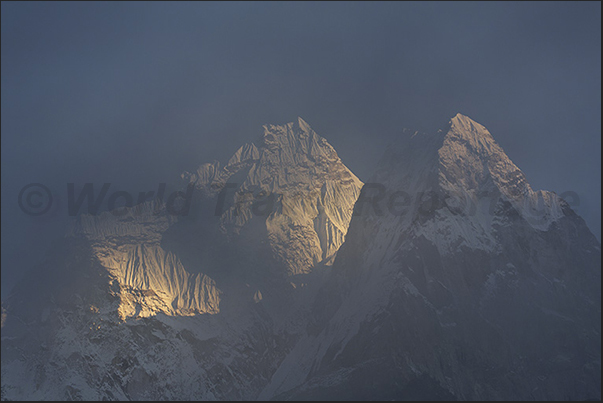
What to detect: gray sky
<box><xmin>1</xmin><ymin>2</ymin><xmax>600</xmax><ymax>296</ymax></box>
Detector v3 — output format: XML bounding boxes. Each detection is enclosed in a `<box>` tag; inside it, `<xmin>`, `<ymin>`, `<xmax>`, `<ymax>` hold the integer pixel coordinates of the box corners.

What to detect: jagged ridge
<box><xmin>184</xmin><ymin>117</ymin><xmax>363</xmax><ymax>275</ymax></box>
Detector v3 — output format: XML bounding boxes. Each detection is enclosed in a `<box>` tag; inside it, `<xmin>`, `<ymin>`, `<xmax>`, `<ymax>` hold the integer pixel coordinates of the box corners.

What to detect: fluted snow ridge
<box><xmin>67</xmin><ymin>200</ymin><xmax>221</xmax><ymax>319</ymax></box>
<box><xmin>184</xmin><ymin>117</ymin><xmax>363</xmax><ymax>276</ymax></box>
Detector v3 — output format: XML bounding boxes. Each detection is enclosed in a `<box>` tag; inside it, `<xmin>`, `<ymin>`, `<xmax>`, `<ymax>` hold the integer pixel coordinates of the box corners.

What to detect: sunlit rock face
<box><xmin>263</xmin><ymin>114</ymin><xmax>601</xmax><ymax>401</ymax></box>
<box><xmin>66</xmin><ymin>201</ymin><xmax>221</xmax><ymax>320</ymax></box>
<box><xmin>1</xmin><ymin>118</ymin><xmax>363</xmax><ymax>400</ymax></box>
<box><xmin>184</xmin><ymin>117</ymin><xmax>363</xmax><ymax>276</ymax></box>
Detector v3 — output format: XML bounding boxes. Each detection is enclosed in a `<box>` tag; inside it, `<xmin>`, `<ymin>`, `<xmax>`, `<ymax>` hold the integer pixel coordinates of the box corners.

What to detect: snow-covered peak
<box><xmin>184</xmin><ymin>118</ymin><xmax>363</xmax><ymax>276</ymax></box>
<box><xmin>440</xmin><ymin>113</ymin><xmax>515</xmax><ymax>192</ymax></box>
<box><xmin>257</xmin><ymin>117</ymin><xmax>338</xmax><ymax>165</ymax></box>
<box><xmin>369</xmin><ymin>114</ymin><xmax>567</xmax><ymax>256</ymax></box>
<box><xmin>439</xmin><ymin>114</ymin><xmax>564</xmax><ymax>231</ymax></box>
<box><xmin>446</xmin><ymin>113</ymin><xmax>498</xmax><ymax>156</ymax></box>
<box><xmin>296</xmin><ymin>116</ymin><xmax>312</xmax><ymax>132</ymax></box>
<box><xmin>450</xmin><ymin>112</ymin><xmax>488</xmax><ymax>132</ymax></box>
<box><xmin>261</xmin><ymin>116</ymin><xmax>313</xmax><ymax>138</ymax></box>
<box><xmin>186</xmin><ymin>118</ymin><xmax>361</xmax><ymax>196</ymax></box>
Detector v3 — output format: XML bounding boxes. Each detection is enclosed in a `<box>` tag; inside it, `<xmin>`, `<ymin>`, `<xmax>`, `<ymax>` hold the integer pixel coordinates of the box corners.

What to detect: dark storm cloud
<box><xmin>1</xmin><ymin>2</ymin><xmax>600</xmax><ymax>295</ymax></box>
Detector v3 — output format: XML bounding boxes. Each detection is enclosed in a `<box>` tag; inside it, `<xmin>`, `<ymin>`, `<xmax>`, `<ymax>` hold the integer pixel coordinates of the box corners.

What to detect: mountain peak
<box><xmin>296</xmin><ymin>116</ymin><xmax>311</xmax><ymax>131</ymax></box>
<box><xmin>440</xmin><ymin>113</ymin><xmax>503</xmax><ymax>173</ymax></box>
<box><xmin>450</xmin><ymin>112</ymin><xmax>480</xmax><ymax>125</ymax></box>
<box><xmin>450</xmin><ymin>112</ymin><xmax>472</xmax><ymax>121</ymax></box>
<box><xmin>183</xmin><ymin>118</ymin><xmax>363</xmax><ymax>275</ymax></box>
<box><xmin>375</xmin><ymin>114</ymin><xmax>566</xmax><ymax>242</ymax></box>
<box><xmin>262</xmin><ymin>116</ymin><xmax>312</xmax><ymax>133</ymax></box>
<box><xmin>448</xmin><ymin>113</ymin><xmax>494</xmax><ymax>141</ymax></box>
<box><xmin>259</xmin><ymin>117</ymin><xmax>318</xmax><ymax>148</ymax></box>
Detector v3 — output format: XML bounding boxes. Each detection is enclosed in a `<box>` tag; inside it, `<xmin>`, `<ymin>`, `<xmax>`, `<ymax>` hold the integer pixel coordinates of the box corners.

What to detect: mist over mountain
<box><xmin>1</xmin><ymin>118</ymin><xmax>362</xmax><ymax>400</ymax></box>
<box><xmin>2</xmin><ymin>2</ymin><xmax>601</xmax><ymax>300</ymax></box>
<box><xmin>2</xmin><ymin>115</ymin><xmax>600</xmax><ymax>400</ymax></box>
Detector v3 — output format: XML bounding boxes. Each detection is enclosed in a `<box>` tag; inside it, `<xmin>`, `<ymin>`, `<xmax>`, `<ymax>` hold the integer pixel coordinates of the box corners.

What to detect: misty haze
<box><xmin>1</xmin><ymin>2</ymin><xmax>600</xmax><ymax>401</ymax></box>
